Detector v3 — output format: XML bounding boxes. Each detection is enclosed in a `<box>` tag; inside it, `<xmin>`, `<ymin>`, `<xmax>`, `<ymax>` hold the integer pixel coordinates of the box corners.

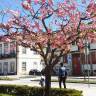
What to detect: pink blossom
<box><xmin>27</xmin><ymin>0</ymin><xmax>31</xmax><ymax>3</ymax></box>
<box><xmin>34</xmin><ymin>0</ymin><xmax>39</xmax><ymax>4</ymax></box>
<box><xmin>48</xmin><ymin>0</ymin><xmax>53</xmax><ymax>5</ymax></box>
<box><xmin>22</xmin><ymin>0</ymin><xmax>31</xmax><ymax>10</ymax></box>
<box><xmin>8</xmin><ymin>10</ymin><xmax>20</xmax><ymax>17</ymax></box>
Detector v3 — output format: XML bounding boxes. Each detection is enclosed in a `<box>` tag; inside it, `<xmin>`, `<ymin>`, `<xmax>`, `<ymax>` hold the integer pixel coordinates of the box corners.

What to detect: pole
<box><xmin>89</xmin><ymin>51</ymin><xmax>93</xmax><ymax>76</ymax></box>
<box><xmin>83</xmin><ymin>53</ymin><xmax>86</xmax><ymax>81</ymax></box>
<box><xmin>85</xmin><ymin>38</ymin><xmax>90</xmax><ymax>87</ymax></box>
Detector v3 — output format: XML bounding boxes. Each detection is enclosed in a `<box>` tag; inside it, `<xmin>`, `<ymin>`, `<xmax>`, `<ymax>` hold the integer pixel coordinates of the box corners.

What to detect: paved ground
<box><xmin>0</xmin><ymin>76</ymin><xmax>96</xmax><ymax>96</ymax></box>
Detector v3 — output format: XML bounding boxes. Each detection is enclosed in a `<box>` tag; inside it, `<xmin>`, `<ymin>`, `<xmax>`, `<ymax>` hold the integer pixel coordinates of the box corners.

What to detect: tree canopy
<box><xmin>0</xmin><ymin>0</ymin><xmax>96</xmax><ymax>51</ymax></box>
<box><xmin>0</xmin><ymin>1</ymin><xmax>96</xmax><ymax>96</ymax></box>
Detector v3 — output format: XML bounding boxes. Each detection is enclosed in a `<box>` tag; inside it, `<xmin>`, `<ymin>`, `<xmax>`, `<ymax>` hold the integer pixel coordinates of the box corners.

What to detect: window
<box><xmin>3</xmin><ymin>62</ymin><xmax>8</xmax><ymax>73</ymax></box>
<box><xmin>10</xmin><ymin>41</ymin><xmax>16</xmax><ymax>54</ymax></box>
<box><xmin>10</xmin><ymin>62</ymin><xmax>15</xmax><ymax>72</ymax></box>
<box><xmin>0</xmin><ymin>63</ymin><xmax>2</xmax><ymax>73</ymax></box>
<box><xmin>4</xmin><ymin>43</ymin><xmax>8</xmax><ymax>54</ymax></box>
<box><xmin>0</xmin><ymin>44</ymin><xmax>2</xmax><ymax>55</ymax></box>
<box><xmin>22</xmin><ymin>47</ymin><xmax>26</xmax><ymax>54</ymax></box>
<box><xmin>33</xmin><ymin>62</ymin><xmax>38</xmax><ymax>69</ymax></box>
<box><xmin>91</xmin><ymin>51</ymin><xmax>96</xmax><ymax>64</ymax></box>
<box><xmin>22</xmin><ymin>62</ymin><xmax>26</xmax><ymax>71</ymax></box>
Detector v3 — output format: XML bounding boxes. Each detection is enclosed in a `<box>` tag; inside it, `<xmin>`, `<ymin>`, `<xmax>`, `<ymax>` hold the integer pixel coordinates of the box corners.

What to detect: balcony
<box><xmin>0</xmin><ymin>53</ymin><xmax>16</xmax><ymax>59</ymax></box>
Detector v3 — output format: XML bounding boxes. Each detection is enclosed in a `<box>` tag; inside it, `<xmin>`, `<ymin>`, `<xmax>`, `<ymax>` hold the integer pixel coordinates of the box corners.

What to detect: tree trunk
<box><xmin>44</xmin><ymin>66</ymin><xmax>51</xmax><ymax>96</ymax></box>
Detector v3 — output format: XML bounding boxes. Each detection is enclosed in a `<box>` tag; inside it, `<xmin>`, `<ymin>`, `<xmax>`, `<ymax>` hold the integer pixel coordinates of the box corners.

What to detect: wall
<box><xmin>17</xmin><ymin>46</ymin><xmax>42</xmax><ymax>75</ymax></box>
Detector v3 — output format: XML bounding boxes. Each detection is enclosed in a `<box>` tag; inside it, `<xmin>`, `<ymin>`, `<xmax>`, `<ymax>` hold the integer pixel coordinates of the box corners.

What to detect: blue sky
<box><xmin>0</xmin><ymin>0</ymin><xmax>22</xmax><ymax>24</ymax></box>
<box><xmin>0</xmin><ymin>0</ymin><xmax>21</xmax><ymax>10</ymax></box>
<box><xmin>0</xmin><ymin>0</ymin><xmax>94</xmax><ymax>35</ymax></box>
<box><xmin>0</xmin><ymin>0</ymin><xmax>90</xmax><ymax>14</ymax></box>
<box><xmin>0</xmin><ymin>0</ymin><xmax>22</xmax><ymax>21</ymax></box>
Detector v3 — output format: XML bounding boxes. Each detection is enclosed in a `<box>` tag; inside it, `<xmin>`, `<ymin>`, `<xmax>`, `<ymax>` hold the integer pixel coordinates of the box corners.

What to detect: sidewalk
<box><xmin>68</xmin><ymin>76</ymin><xmax>96</xmax><ymax>79</ymax></box>
<box><xmin>1</xmin><ymin>75</ymin><xmax>96</xmax><ymax>81</ymax></box>
<box><xmin>1</xmin><ymin>75</ymin><xmax>96</xmax><ymax>80</ymax></box>
<box><xmin>66</xmin><ymin>83</ymin><xmax>96</xmax><ymax>96</ymax></box>
<box><xmin>0</xmin><ymin>75</ymin><xmax>96</xmax><ymax>96</ymax></box>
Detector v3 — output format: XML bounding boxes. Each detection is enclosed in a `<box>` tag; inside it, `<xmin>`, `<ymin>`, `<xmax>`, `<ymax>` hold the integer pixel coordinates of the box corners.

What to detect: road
<box><xmin>0</xmin><ymin>78</ymin><xmax>96</xmax><ymax>96</ymax></box>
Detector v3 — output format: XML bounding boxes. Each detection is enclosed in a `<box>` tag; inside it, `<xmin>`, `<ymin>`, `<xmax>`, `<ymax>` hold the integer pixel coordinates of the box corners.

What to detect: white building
<box><xmin>0</xmin><ymin>41</ymin><xmax>43</xmax><ymax>75</ymax></box>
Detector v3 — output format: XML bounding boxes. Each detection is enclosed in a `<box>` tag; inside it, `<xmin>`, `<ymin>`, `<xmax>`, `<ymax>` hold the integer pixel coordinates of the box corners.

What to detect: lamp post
<box><xmin>84</xmin><ymin>38</ymin><xmax>90</xmax><ymax>87</ymax></box>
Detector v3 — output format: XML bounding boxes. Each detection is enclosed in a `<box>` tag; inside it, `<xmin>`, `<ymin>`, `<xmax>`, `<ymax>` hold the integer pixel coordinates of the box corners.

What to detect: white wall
<box><xmin>17</xmin><ymin>46</ymin><xmax>42</xmax><ymax>75</ymax></box>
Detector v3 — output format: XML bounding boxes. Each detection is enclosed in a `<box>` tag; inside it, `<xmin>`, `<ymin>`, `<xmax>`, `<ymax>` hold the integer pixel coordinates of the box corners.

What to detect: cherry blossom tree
<box><xmin>0</xmin><ymin>0</ymin><xmax>96</xmax><ymax>96</ymax></box>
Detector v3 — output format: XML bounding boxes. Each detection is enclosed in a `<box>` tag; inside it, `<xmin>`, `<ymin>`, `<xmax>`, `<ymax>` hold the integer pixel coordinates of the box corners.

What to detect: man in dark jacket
<box><xmin>58</xmin><ymin>62</ymin><xmax>67</xmax><ymax>88</ymax></box>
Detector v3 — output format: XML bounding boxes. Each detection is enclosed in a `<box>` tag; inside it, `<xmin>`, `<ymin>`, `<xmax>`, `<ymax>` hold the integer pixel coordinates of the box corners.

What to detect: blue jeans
<box><xmin>59</xmin><ymin>76</ymin><xmax>67</xmax><ymax>88</ymax></box>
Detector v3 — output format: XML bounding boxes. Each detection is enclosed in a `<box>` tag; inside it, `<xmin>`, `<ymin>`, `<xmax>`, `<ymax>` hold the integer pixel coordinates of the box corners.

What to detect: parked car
<box><xmin>41</xmin><ymin>68</ymin><xmax>57</xmax><ymax>76</ymax></box>
<box><xmin>29</xmin><ymin>69</ymin><xmax>41</xmax><ymax>75</ymax></box>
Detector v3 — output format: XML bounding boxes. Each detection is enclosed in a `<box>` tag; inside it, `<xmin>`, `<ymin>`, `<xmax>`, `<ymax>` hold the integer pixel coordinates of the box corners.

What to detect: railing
<box><xmin>0</xmin><ymin>53</ymin><xmax>16</xmax><ymax>59</ymax></box>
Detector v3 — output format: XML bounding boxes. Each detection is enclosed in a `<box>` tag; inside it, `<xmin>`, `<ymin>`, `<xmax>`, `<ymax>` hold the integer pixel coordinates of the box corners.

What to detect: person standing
<box><xmin>58</xmin><ymin>62</ymin><xmax>67</xmax><ymax>88</ymax></box>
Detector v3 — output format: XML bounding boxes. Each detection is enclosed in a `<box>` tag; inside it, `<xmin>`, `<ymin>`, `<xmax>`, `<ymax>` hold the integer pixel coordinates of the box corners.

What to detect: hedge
<box><xmin>0</xmin><ymin>85</ymin><xmax>83</xmax><ymax>96</ymax></box>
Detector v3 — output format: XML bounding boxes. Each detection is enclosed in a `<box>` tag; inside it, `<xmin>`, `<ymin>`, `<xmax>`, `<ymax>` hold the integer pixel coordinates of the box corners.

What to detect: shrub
<box><xmin>0</xmin><ymin>85</ymin><xmax>83</xmax><ymax>96</ymax></box>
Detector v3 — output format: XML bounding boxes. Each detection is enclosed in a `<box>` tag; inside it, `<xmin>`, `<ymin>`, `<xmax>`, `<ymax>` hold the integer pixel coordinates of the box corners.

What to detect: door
<box><xmin>72</xmin><ymin>53</ymin><xmax>81</xmax><ymax>75</ymax></box>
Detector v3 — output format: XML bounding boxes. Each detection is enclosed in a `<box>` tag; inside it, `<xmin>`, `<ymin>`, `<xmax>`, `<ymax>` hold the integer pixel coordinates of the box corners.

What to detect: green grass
<box><xmin>52</xmin><ymin>79</ymin><xmax>96</xmax><ymax>84</ymax></box>
<box><xmin>0</xmin><ymin>77</ymin><xmax>18</xmax><ymax>81</ymax></box>
<box><xmin>0</xmin><ymin>94</ymin><xmax>14</xmax><ymax>96</ymax></box>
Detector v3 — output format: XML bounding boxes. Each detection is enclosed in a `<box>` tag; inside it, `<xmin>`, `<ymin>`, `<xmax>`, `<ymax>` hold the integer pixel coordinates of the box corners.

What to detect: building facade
<box><xmin>0</xmin><ymin>41</ymin><xmax>42</xmax><ymax>75</ymax></box>
<box><xmin>70</xmin><ymin>43</ymin><xmax>96</xmax><ymax>76</ymax></box>
<box><xmin>1</xmin><ymin>40</ymin><xmax>96</xmax><ymax>76</ymax></box>
<box><xmin>54</xmin><ymin>43</ymin><xmax>96</xmax><ymax>76</ymax></box>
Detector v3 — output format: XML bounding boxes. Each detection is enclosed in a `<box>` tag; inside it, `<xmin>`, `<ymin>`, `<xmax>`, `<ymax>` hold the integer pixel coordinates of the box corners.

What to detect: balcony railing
<box><xmin>0</xmin><ymin>53</ymin><xmax>16</xmax><ymax>59</ymax></box>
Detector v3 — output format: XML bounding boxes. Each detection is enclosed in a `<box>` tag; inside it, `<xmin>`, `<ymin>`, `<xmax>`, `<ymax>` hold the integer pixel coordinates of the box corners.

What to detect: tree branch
<box><xmin>37</xmin><ymin>43</ymin><xmax>48</xmax><ymax>65</ymax></box>
<box><xmin>49</xmin><ymin>48</ymin><xmax>57</xmax><ymax>65</ymax></box>
<box><xmin>52</xmin><ymin>49</ymin><xmax>64</xmax><ymax>67</ymax></box>
<box><xmin>45</xmin><ymin>40</ymin><xmax>50</xmax><ymax>58</ymax></box>
<box><xmin>42</xmin><ymin>19</ymin><xmax>48</xmax><ymax>32</ymax></box>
